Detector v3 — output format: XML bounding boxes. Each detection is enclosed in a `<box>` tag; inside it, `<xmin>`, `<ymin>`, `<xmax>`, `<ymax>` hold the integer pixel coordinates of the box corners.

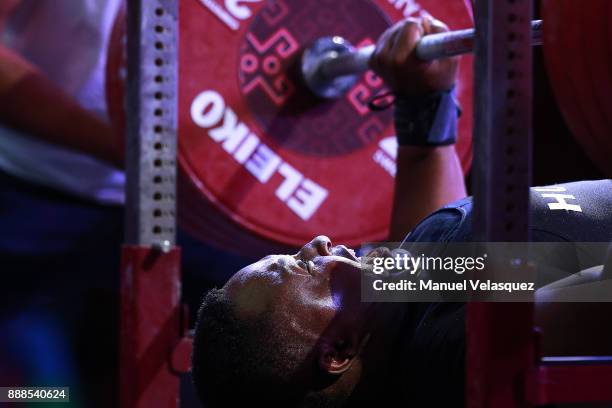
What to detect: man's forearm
<box><xmin>368</xmin><ymin>17</ymin><xmax>466</xmax><ymax>240</ymax></box>
<box><xmin>387</xmin><ymin>89</ymin><xmax>467</xmax><ymax>240</ymax></box>
<box><xmin>389</xmin><ymin>145</ymin><xmax>466</xmax><ymax>240</ymax></box>
<box><xmin>0</xmin><ymin>44</ymin><xmax>120</xmax><ymax>167</ymax></box>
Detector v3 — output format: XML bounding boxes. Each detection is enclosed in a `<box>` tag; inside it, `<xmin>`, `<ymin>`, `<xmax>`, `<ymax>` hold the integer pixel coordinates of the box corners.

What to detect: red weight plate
<box><xmin>567</xmin><ymin>1</ymin><xmax>611</xmax><ymax>172</ymax></box>
<box><xmin>542</xmin><ymin>1</ymin><xmax>593</xmax><ymax>168</ymax></box>
<box><xmin>179</xmin><ymin>0</ymin><xmax>473</xmax><ymax>248</ymax></box>
<box><xmin>581</xmin><ymin>1</ymin><xmax>612</xmax><ymax>174</ymax></box>
<box><xmin>107</xmin><ymin>0</ymin><xmax>474</xmax><ymax>252</ymax></box>
<box><xmin>542</xmin><ymin>0</ymin><xmax>612</xmax><ymax>175</ymax></box>
<box><xmin>106</xmin><ymin>6</ymin><xmax>294</xmax><ymax>255</ymax></box>
<box><xmin>178</xmin><ymin>172</ymin><xmax>294</xmax><ymax>255</ymax></box>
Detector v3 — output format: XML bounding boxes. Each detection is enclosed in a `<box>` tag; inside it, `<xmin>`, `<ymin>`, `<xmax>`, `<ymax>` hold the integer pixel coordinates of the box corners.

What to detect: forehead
<box><xmin>229</xmin><ymin>254</ymin><xmax>288</xmax><ymax>285</ymax></box>
<box><xmin>224</xmin><ymin>254</ymin><xmax>290</xmax><ymax>318</ymax></box>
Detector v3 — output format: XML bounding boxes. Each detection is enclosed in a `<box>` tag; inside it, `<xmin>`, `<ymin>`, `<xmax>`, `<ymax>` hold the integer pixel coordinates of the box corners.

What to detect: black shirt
<box><xmin>401</xmin><ymin>179</ymin><xmax>612</xmax><ymax>406</ymax></box>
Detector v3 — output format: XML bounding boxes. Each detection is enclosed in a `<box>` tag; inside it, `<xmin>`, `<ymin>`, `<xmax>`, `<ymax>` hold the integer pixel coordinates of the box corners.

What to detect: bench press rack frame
<box><xmin>469</xmin><ymin>0</ymin><xmax>612</xmax><ymax>406</ymax></box>
<box><xmin>118</xmin><ymin>0</ymin><xmax>612</xmax><ymax>406</ymax></box>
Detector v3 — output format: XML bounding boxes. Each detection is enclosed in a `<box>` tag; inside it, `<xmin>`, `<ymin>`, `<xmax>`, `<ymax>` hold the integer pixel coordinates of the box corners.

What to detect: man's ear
<box><xmin>318</xmin><ymin>337</ymin><xmax>359</xmax><ymax>375</ymax></box>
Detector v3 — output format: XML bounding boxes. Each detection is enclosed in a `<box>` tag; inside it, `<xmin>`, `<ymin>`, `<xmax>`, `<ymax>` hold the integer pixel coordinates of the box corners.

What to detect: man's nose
<box><xmin>298</xmin><ymin>235</ymin><xmax>332</xmax><ymax>259</ymax></box>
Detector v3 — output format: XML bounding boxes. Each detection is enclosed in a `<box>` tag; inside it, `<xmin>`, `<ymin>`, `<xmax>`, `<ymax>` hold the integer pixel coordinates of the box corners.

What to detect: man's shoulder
<box><xmin>403</xmin><ymin>196</ymin><xmax>473</xmax><ymax>244</ymax></box>
<box><xmin>530</xmin><ymin>179</ymin><xmax>612</xmax><ymax>242</ymax></box>
<box><xmin>403</xmin><ymin>179</ymin><xmax>612</xmax><ymax>244</ymax></box>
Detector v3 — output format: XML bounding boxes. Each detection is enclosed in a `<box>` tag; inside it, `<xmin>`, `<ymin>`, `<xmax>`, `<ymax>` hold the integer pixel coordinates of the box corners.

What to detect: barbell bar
<box><xmin>302</xmin><ymin>19</ymin><xmax>542</xmax><ymax>98</ymax></box>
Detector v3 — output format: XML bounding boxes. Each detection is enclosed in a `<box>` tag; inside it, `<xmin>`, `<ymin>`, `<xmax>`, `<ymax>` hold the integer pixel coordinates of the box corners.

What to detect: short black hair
<box><xmin>191</xmin><ymin>288</ymin><xmax>312</xmax><ymax>406</ymax></box>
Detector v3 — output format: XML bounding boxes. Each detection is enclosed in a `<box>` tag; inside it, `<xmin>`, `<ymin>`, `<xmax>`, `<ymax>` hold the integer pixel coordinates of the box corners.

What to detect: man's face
<box><xmin>225</xmin><ymin>236</ymin><xmax>369</xmax><ymax>344</ymax></box>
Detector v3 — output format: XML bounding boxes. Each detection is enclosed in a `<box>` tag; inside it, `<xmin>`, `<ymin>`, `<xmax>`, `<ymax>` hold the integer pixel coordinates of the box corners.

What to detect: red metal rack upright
<box><xmin>468</xmin><ymin>1</ymin><xmax>612</xmax><ymax>407</ymax></box>
<box><xmin>120</xmin><ymin>1</ymin><xmax>191</xmax><ymax>407</ymax></box>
